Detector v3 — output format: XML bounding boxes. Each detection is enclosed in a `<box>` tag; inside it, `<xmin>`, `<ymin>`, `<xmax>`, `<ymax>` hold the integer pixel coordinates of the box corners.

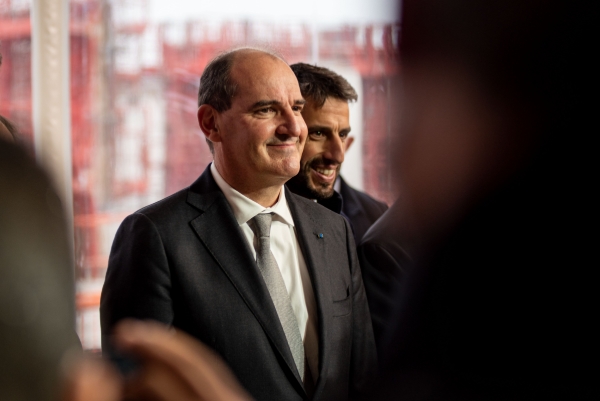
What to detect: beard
<box><xmin>286</xmin><ymin>156</ymin><xmax>339</xmax><ymax>200</ymax></box>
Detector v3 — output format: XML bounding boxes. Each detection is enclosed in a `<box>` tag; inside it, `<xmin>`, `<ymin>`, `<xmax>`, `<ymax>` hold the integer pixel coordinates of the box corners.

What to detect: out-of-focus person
<box><xmin>1</xmin><ymin>50</ymin><xmax>119</xmax><ymax>401</ymax></box>
<box><xmin>101</xmin><ymin>48</ymin><xmax>376</xmax><ymax>401</ymax></box>
<box><xmin>107</xmin><ymin>320</ymin><xmax>253</xmax><ymax>401</ymax></box>
<box><xmin>0</xmin><ymin>136</ymin><xmax>79</xmax><ymax>401</ymax></box>
<box><xmin>373</xmin><ymin>0</ymin><xmax>595</xmax><ymax>399</ymax></box>
<box><xmin>286</xmin><ymin>63</ymin><xmax>388</xmax><ymax>243</ymax></box>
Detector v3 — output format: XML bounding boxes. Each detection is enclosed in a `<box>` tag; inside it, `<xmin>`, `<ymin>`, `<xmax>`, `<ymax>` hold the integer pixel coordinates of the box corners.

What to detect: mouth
<box><xmin>267</xmin><ymin>140</ymin><xmax>299</xmax><ymax>151</ymax></box>
<box><xmin>309</xmin><ymin>166</ymin><xmax>338</xmax><ymax>184</ymax></box>
<box><xmin>268</xmin><ymin>142</ymin><xmax>297</xmax><ymax>147</ymax></box>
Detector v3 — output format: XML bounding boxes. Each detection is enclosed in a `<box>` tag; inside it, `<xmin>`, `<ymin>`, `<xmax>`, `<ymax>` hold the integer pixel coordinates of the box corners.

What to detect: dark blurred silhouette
<box><xmin>0</xmin><ymin>138</ymin><xmax>79</xmax><ymax>401</ymax></box>
<box><xmin>373</xmin><ymin>0</ymin><xmax>595</xmax><ymax>399</ymax></box>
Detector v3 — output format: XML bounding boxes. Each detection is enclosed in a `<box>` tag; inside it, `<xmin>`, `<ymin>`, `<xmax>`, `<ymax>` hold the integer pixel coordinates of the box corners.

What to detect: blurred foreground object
<box><xmin>111</xmin><ymin>320</ymin><xmax>253</xmax><ymax>401</ymax></box>
<box><xmin>375</xmin><ymin>0</ymin><xmax>595</xmax><ymax>399</ymax></box>
<box><xmin>0</xmin><ymin>138</ymin><xmax>78</xmax><ymax>400</ymax></box>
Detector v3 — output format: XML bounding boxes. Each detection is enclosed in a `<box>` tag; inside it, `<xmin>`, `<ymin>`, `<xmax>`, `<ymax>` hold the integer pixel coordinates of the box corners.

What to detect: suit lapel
<box><xmin>286</xmin><ymin>188</ymin><xmax>333</xmax><ymax>398</ymax></box>
<box><xmin>186</xmin><ymin>167</ymin><xmax>305</xmax><ymax>391</ymax></box>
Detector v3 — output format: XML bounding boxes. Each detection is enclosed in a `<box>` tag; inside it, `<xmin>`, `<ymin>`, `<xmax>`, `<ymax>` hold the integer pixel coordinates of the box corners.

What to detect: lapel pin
<box><xmin>316</xmin><ymin>233</ymin><xmax>324</xmax><ymax>239</ymax></box>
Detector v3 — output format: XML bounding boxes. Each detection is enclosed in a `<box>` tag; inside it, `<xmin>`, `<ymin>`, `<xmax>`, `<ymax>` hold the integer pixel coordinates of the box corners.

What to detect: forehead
<box><xmin>229</xmin><ymin>53</ymin><xmax>301</xmax><ymax>102</ymax></box>
<box><xmin>303</xmin><ymin>97</ymin><xmax>350</xmax><ymax>125</ymax></box>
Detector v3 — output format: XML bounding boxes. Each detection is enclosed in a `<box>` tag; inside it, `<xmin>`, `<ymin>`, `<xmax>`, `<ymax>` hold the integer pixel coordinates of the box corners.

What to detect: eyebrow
<box><xmin>308</xmin><ymin>125</ymin><xmax>352</xmax><ymax>134</ymax></box>
<box><xmin>250</xmin><ymin>99</ymin><xmax>306</xmax><ymax>109</ymax></box>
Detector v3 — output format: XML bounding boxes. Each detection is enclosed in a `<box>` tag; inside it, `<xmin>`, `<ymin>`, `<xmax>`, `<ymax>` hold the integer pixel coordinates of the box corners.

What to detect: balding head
<box><xmin>197</xmin><ymin>48</ymin><xmax>284</xmax><ymax>112</ymax></box>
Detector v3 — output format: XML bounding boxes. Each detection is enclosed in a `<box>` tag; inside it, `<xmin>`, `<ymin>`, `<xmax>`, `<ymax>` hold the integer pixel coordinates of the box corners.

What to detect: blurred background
<box><xmin>0</xmin><ymin>0</ymin><xmax>400</xmax><ymax>350</ymax></box>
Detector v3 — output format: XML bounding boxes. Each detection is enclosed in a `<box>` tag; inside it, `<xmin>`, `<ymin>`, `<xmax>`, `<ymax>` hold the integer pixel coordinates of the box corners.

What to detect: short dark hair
<box><xmin>197</xmin><ymin>51</ymin><xmax>238</xmax><ymax>112</ymax></box>
<box><xmin>197</xmin><ymin>50</ymin><xmax>239</xmax><ymax>154</ymax></box>
<box><xmin>290</xmin><ymin>63</ymin><xmax>358</xmax><ymax>107</ymax></box>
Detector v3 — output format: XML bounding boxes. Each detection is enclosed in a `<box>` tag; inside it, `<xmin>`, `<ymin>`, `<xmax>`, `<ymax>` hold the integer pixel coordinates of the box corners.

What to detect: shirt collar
<box><xmin>210</xmin><ymin>162</ymin><xmax>295</xmax><ymax>227</ymax></box>
<box><xmin>334</xmin><ymin>175</ymin><xmax>341</xmax><ymax>193</ymax></box>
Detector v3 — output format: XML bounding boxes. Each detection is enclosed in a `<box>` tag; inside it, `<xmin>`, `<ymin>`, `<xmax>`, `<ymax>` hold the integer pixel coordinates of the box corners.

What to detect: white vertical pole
<box><xmin>311</xmin><ymin>0</ymin><xmax>319</xmax><ymax>64</ymax></box>
<box><xmin>31</xmin><ymin>0</ymin><xmax>73</xmax><ymax>251</ymax></box>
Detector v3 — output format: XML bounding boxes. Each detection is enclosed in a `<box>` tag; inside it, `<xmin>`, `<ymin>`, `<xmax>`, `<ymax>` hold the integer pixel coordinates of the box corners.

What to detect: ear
<box><xmin>344</xmin><ymin>136</ymin><xmax>355</xmax><ymax>153</ymax></box>
<box><xmin>197</xmin><ymin>104</ymin><xmax>222</xmax><ymax>143</ymax></box>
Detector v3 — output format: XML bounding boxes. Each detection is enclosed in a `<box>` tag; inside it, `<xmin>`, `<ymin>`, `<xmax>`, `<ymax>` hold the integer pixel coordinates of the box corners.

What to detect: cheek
<box><xmin>301</xmin><ymin>142</ymin><xmax>321</xmax><ymax>162</ymax></box>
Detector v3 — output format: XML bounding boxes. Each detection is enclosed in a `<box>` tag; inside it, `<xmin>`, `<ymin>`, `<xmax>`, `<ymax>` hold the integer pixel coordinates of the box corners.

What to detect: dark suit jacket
<box><xmin>357</xmin><ymin>201</ymin><xmax>412</xmax><ymax>359</ymax></box>
<box><xmin>100</xmin><ymin>165</ymin><xmax>376</xmax><ymax>401</ymax></box>
<box><xmin>338</xmin><ymin>177</ymin><xmax>388</xmax><ymax>243</ymax></box>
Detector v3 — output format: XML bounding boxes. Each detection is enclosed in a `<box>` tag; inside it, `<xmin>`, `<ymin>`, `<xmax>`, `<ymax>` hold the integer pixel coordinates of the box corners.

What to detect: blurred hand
<box><xmin>113</xmin><ymin>319</ymin><xmax>253</xmax><ymax>401</ymax></box>
<box><xmin>61</xmin><ymin>353</ymin><xmax>122</xmax><ymax>401</ymax></box>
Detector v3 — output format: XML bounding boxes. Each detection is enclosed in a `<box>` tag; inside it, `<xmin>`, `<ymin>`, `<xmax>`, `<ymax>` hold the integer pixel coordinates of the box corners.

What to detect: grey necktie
<box><xmin>252</xmin><ymin>213</ymin><xmax>305</xmax><ymax>381</ymax></box>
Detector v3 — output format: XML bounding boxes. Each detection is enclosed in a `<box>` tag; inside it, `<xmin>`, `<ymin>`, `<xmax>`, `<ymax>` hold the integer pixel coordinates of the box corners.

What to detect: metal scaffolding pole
<box><xmin>31</xmin><ymin>0</ymin><xmax>73</xmax><ymax>253</ymax></box>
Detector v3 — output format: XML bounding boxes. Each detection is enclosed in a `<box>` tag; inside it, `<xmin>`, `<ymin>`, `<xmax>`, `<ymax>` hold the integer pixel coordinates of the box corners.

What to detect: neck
<box><xmin>240</xmin><ymin>186</ymin><xmax>282</xmax><ymax>208</ymax></box>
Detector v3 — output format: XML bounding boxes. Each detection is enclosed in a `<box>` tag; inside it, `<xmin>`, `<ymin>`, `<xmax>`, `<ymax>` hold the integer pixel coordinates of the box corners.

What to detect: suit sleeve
<box><xmin>344</xmin><ymin>217</ymin><xmax>378</xmax><ymax>400</ymax></box>
<box><xmin>100</xmin><ymin>212</ymin><xmax>173</xmax><ymax>351</ymax></box>
<box><xmin>358</xmin><ymin>241</ymin><xmax>411</xmax><ymax>360</ymax></box>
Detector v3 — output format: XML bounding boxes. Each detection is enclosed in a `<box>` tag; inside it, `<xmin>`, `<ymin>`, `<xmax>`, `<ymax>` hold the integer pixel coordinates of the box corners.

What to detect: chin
<box><xmin>280</xmin><ymin>160</ymin><xmax>301</xmax><ymax>177</ymax></box>
<box><xmin>308</xmin><ymin>182</ymin><xmax>335</xmax><ymax>199</ymax></box>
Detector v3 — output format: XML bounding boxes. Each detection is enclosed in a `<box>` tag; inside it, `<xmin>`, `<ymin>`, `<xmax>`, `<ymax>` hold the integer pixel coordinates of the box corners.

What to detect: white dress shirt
<box><xmin>210</xmin><ymin>163</ymin><xmax>319</xmax><ymax>379</ymax></box>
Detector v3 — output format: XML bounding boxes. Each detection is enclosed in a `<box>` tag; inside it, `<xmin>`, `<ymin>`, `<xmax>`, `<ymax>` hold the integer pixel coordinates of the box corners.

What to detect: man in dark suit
<box><xmin>100</xmin><ymin>48</ymin><xmax>376</xmax><ymax>401</ymax></box>
<box><xmin>286</xmin><ymin>63</ymin><xmax>387</xmax><ymax>243</ymax></box>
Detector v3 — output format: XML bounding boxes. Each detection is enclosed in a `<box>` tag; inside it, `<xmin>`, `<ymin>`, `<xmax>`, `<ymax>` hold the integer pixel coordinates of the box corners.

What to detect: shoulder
<box><xmin>136</xmin><ymin>187</ymin><xmax>189</xmax><ymax>216</ymax></box>
<box><xmin>340</xmin><ymin>178</ymin><xmax>388</xmax><ymax>214</ymax></box>
<box><xmin>138</xmin><ymin>187</ymin><xmax>187</xmax><ymax>216</ymax></box>
<box><xmin>121</xmin><ymin>186</ymin><xmax>199</xmax><ymax>232</ymax></box>
<box><xmin>351</xmin><ymin>187</ymin><xmax>388</xmax><ymax>213</ymax></box>
<box><xmin>287</xmin><ymin>189</ymin><xmax>348</xmax><ymax>226</ymax></box>
<box><xmin>359</xmin><ymin>202</ymin><xmax>413</xmax><ymax>266</ymax></box>
<box><xmin>130</xmin><ymin>163</ymin><xmax>218</xmax><ymax>224</ymax></box>
<box><xmin>286</xmin><ymin>190</ymin><xmax>356</xmax><ymax>262</ymax></box>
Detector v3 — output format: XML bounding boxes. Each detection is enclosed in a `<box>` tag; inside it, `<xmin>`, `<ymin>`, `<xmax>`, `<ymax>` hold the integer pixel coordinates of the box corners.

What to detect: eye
<box><xmin>309</xmin><ymin>130</ymin><xmax>325</xmax><ymax>139</ymax></box>
<box><xmin>292</xmin><ymin>105</ymin><xmax>304</xmax><ymax>113</ymax></box>
<box><xmin>256</xmin><ymin>107</ymin><xmax>276</xmax><ymax>115</ymax></box>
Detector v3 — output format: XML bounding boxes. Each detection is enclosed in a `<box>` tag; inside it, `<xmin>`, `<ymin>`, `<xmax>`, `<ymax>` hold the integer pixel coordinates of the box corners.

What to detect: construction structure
<box><xmin>1</xmin><ymin>0</ymin><xmax>400</xmax><ymax>349</ymax></box>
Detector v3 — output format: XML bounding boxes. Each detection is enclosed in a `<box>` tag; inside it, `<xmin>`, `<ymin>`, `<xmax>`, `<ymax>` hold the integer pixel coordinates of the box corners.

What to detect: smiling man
<box><xmin>287</xmin><ymin>63</ymin><xmax>388</xmax><ymax>243</ymax></box>
<box><xmin>101</xmin><ymin>49</ymin><xmax>376</xmax><ymax>401</ymax></box>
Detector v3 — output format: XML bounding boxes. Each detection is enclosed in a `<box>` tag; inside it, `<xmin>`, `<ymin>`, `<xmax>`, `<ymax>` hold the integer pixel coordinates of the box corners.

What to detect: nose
<box><xmin>323</xmin><ymin>135</ymin><xmax>345</xmax><ymax>165</ymax></box>
<box><xmin>276</xmin><ymin>108</ymin><xmax>305</xmax><ymax>138</ymax></box>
